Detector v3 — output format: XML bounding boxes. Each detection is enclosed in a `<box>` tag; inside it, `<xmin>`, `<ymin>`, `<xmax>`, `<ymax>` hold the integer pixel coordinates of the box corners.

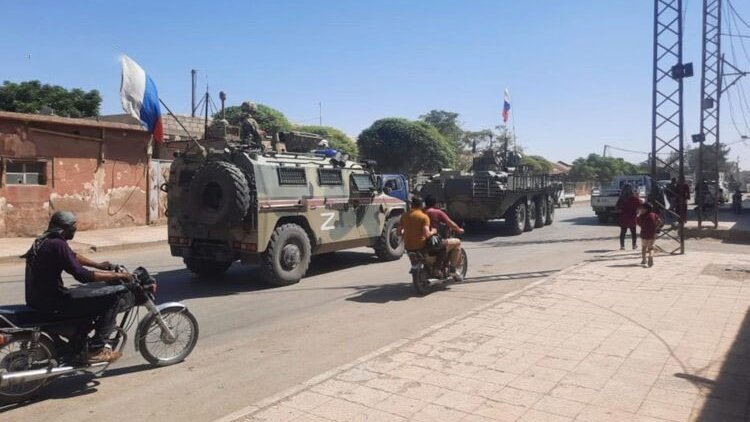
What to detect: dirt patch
<box><xmin>701</xmin><ymin>264</ymin><xmax>750</xmax><ymax>281</ymax></box>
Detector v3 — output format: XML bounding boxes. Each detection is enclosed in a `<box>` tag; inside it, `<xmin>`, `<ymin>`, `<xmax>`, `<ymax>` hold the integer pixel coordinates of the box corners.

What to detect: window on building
<box><xmin>5</xmin><ymin>161</ymin><xmax>47</xmax><ymax>185</ymax></box>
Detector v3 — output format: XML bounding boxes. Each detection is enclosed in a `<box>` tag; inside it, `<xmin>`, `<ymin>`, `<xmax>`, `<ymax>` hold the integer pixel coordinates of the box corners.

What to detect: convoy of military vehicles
<box><xmin>165</xmin><ymin>113</ymin><xmax>562</xmax><ymax>285</ymax></box>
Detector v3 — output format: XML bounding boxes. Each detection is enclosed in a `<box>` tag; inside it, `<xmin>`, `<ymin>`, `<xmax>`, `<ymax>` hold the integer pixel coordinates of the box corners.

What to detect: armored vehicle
<box><xmin>420</xmin><ymin>147</ymin><xmax>556</xmax><ymax>235</ymax></box>
<box><xmin>166</xmin><ymin>131</ymin><xmax>406</xmax><ymax>286</ymax></box>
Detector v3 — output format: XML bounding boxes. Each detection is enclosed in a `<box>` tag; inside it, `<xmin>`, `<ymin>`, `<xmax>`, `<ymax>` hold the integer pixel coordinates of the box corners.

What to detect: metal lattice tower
<box><xmin>697</xmin><ymin>0</ymin><xmax>722</xmax><ymax>228</ymax></box>
<box><xmin>651</xmin><ymin>0</ymin><xmax>688</xmax><ymax>254</ymax></box>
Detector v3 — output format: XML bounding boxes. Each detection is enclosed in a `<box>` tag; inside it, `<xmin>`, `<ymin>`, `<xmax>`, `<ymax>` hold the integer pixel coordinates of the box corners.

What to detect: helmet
<box><xmin>318</xmin><ymin>139</ymin><xmax>329</xmax><ymax>148</ymax></box>
<box><xmin>240</xmin><ymin>101</ymin><xmax>258</xmax><ymax>113</ymax></box>
<box><xmin>48</xmin><ymin>210</ymin><xmax>77</xmax><ymax>240</ymax></box>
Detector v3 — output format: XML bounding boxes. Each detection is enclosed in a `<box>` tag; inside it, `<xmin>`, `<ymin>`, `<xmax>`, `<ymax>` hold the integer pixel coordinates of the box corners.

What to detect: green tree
<box><xmin>419</xmin><ymin>110</ymin><xmax>463</xmax><ymax>145</ymax></box>
<box><xmin>686</xmin><ymin>143</ymin><xmax>732</xmax><ymax>174</ymax></box>
<box><xmin>569</xmin><ymin>154</ymin><xmax>641</xmax><ymax>182</ymax></box>
<box><xmin>216</xmin><ymin>103</ymin><xmax>292</xmax><ymax>134</ymax></box>
<box><xmin>521</xmin><ymin>155</ymin><xmax>554</xmax><ymax>173</ymax></box>
<box><xmin>358</xmin><ymin>118</ymin><xmax>455</xmax><ymax>174</ymax></box>
<box><xmin>0</xmin><ymin>80</ymin><xmax>101</xmax><ymax>117</ymax></box>
<box><xmin>462</xmin><ymin>129</ymin><xmax>495</xmax><ymax>152</ymax></box>
<box><xmin>294</xmin><ymin>125</ymin><xmax>358</xmax><ymax>158</ymax></box>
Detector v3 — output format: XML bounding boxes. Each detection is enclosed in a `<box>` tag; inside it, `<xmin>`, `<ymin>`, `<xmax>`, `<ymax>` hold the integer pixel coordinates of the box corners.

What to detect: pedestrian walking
<box><xmin>637</xmin><ymin>202</ymin><xmax>661</xmax><ymax>268</ymax></box>
<box><xmin>616</xmin><ymin>184</ymin><xmax>641</xmax><ymax>250</ymax></box>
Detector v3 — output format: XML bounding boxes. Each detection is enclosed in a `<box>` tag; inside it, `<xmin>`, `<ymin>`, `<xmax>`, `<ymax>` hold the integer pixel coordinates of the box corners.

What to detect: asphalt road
<box><xmin>0</xmin><ymin>204</ymin><xmax>740</xmax><ymax>421</ymax></box>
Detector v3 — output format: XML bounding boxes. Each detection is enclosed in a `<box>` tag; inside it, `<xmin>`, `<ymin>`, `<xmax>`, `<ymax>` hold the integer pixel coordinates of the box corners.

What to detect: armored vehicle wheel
<box><xmin>534</xmin><ymin>197</ymin><xmax>546</xmax><ymax>228</ymax></box>
<box><xmin>597</xmin><ymin>213</ymin><xmax>609</xmax><ymax>224</ymax></box>
<box><xmin>262</xmin><ymin>223</ymin><xmax>312</xmax><ymax>286</ymax></box>
<box><xmin>184</xmin><ymin>258</ymin><xmax>232</xmax><ymax>278</ymax></box>
<box><xmin>188</xmin><ymin>161</ymin><xmax>250</xmax><ymax>226</ymax></box>
<box><xmin>374</xmin><ymin>216</ymin><xmax>404</xmax><ymax>261</ymax></box>
<box><xmin>505</xmin><ymin>201</ymin><xmax>527</xmax><ymax>235</ymax></box>
<box><xmin>545</xmin><ymin>198</ymin><xmax>554</xmax><ymax>225</ymax></box>
<box><xmin>525</xmin><ymin>201</ymin><xmax>536</xmax><ymax>232</ymax></box>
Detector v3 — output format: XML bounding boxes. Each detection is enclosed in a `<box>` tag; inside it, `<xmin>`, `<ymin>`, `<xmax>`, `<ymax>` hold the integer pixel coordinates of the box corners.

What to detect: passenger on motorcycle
<box><xmin>423</xmin><ymin>195</ymin><xmax>465</xmax><ymax>279</ymax></box>
<box><xmin>22</xmin><ymin>211</ymin><xmax>132</xmax><ymax>364</ymax></box>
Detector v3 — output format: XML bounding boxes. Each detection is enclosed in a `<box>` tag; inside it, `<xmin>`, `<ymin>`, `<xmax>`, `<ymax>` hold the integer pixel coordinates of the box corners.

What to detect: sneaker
<box><xmin>633</xmin><ymin>244</ymin><xmax>638</xmax><ymax>250</ymax></box>
<box><xmin>88</xmin><ymin>347</ymin><xmax>122</xmax><ymax>364</ymax></box>
<box><xmin>620</xmin><ymin>247</ymin><xmax>625</xmax><ymax>251</ymax></box>
<box><xmin>647</xmin><ymin>257</ymin><xmax>653</xmax><ymax>268</ymax></box>
<box><xmin>641</xmin><ymin>259</ymin><xmax>647</xmax><ymax>265</ymax></box>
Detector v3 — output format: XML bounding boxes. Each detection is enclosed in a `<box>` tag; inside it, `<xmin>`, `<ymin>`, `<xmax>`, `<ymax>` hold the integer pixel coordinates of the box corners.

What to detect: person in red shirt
<box><xmin>637</xmin><ymin>202</ymin><xmax>662</xmax><ymax>267</ymax></box>
<box><xmin>616</xmin><ymin>184</ymin><xmax>642</xmax><ymax>250</ymax></box>
<box><xmin>423</xmin><ymin>195</ymin><xmax>465</xmax><ymax>279</ymax></box>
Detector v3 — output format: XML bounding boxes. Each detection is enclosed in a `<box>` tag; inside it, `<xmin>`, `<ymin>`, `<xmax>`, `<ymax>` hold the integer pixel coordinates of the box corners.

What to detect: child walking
<box><xmin>637</xmin><ymin>202</ymin><xmax>661</xmax><ymax>267</ymax></box>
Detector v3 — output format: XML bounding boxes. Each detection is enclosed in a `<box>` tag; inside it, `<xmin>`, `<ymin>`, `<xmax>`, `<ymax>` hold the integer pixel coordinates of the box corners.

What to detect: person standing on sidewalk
<box><xmin>637</xmin><ymin>202</ymin><xmax>661</xmax><ymax>267</ymax></box>
<box><xmin>732</xmin><ymin>189</ymin><xmax>743</xmax><ymax>214</ymax></box>
<box><xmin>616</xmin><ymin>184</ymin><xmax>641</xmax><ymax>250</ymax></box>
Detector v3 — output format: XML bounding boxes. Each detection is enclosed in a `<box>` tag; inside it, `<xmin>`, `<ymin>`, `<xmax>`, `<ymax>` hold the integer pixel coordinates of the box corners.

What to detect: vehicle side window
<box><xmin>351</xmin><ymin>174</ymin><xmax>375</xmax><ymax>193</ymax></box>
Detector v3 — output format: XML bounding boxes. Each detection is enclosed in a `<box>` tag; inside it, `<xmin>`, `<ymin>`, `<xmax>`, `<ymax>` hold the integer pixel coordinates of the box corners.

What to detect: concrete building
<box><xmin>0</xmin><ymin>111</ymin><xmax>163</xmax><ymax>237</ymax></box>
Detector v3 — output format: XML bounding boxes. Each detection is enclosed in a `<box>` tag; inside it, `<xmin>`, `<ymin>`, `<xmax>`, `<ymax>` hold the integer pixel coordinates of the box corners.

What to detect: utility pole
<box><xmin>191</xmin><ymin>69</ymin><xmax>197</xmax><ymax>117</ymax></box>
<box><xmin>652</xmin><ymin>0</ymin><xmax>692</xmax><ymax>254</ymax></box>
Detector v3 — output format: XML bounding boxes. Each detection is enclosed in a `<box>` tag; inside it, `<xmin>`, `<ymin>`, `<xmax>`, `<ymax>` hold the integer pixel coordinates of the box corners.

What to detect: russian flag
<box><xmin>502</xmin><ymin>88</ymin><xmax>511</xmax><ymax>124</ymax></box>
<box><xmin>120</xmin><ymin>55</ymin><xmax>163</xmax><ymax>143</ymax></box>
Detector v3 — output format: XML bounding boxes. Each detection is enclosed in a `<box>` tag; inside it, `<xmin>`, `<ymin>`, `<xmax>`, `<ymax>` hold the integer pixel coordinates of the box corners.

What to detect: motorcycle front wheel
<box><xmin>0</xmin><ymin>336</ymin><xmax>55</xmax><ymax>404</ymax></box>
<box><xmin>138</xmin><ymin>307</ymin><xmax>199</xmax><ymax>367</ymax></box>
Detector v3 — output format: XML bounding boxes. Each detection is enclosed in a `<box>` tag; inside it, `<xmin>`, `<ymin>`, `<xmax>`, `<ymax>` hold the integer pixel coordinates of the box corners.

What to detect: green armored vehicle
<box><xmin>166</xmin><ymin>132</ymin><xmax>406</xmax><ymax>286</ymax></box>
<box><xmin>420</xmin><ymin>147</ymin><xmax>556</xmax><ymax>235</ymax></box>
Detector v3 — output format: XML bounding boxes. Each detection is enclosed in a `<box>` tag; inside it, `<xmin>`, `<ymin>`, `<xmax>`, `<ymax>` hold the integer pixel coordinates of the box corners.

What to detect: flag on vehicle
<box><xmin>502</xmin><ymin>89</ymin><xmax>511</xmax><ymax>124</ymax></box>
<box><xmin>120</xmin><ymin>55</ymin><xmax>163</xmax><ymax>143</ymax></box>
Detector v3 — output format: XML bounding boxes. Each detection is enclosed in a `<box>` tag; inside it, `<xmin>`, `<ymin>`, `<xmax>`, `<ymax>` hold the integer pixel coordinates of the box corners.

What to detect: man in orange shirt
<box><xmin>399</xmin><ymin>197</ymin><xmax>435</xmax><ymax>252</ymax></box>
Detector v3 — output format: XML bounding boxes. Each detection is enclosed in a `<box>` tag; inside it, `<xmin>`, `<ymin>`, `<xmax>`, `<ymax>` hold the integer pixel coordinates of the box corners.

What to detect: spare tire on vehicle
<box><xmin>188</xmin><ymin>161</ymin><xmax>250</xmax><ymax>226</ymax></box>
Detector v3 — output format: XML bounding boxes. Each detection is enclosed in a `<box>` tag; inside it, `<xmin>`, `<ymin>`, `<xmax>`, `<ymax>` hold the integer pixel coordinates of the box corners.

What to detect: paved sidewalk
<box><xmin>219</xmin><ymin>251</ymin><xmax>750</xmax><ymax>422</ymax></box>
<box><xmin>0</xmin><ymin>225</ymin><xmax>167</xmax><ymax>263</ymax></box>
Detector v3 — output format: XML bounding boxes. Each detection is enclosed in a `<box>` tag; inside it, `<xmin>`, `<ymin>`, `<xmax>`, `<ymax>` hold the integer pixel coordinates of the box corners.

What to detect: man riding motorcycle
<box><xmin>399</xmin><ymin>196</ymin><xmax>463</xmax><ymax>280</ymax></box>
<box><xmin>22</xmin><ymin>211</ymin><xmax>132</xmax><ymax>363</ymax></box>
<box><xmin>423</xmin><ymin>195</ymin><xmax>464</xmax><ymax>278</ymax></box>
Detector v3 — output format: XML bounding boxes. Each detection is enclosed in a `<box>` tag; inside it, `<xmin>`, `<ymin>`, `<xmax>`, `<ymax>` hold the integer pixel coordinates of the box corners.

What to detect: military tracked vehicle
<box><xmin>166</xmin><ymin>130</ymin><xmax>406</xmax><ymax>286</ymax></box>
<box><xmin>419</xmin><ymin>147</ymin><xmax>556</xmax><ymax>235</ymax></box>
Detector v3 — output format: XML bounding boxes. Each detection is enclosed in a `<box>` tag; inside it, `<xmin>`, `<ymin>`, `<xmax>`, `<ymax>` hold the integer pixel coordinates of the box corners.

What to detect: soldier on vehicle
<box><xmin>239</xmin><ymin>101</ymin><xmax>265</xmax><ymax>147</ymax></box>
<box><xmin>311</xmin><ymin>139</ymin><xmax>339</xmax><ymax>158</ymax></box>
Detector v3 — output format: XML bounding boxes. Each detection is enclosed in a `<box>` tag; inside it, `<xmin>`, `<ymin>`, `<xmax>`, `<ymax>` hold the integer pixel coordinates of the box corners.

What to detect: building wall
<box><xmin>0</xmin><ymin>115</ymin><xmax>151</xmax><ymax>237</ymax></box>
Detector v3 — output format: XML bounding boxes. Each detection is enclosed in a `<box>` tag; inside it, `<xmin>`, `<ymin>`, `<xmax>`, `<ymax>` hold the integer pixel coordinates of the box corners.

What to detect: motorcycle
<box><xmin>0</xmin><ymin>265</ymin><xmax>198</xmax><ymax>404</ymax></box>
<box><xmin>408</xmin><ymin>229</ymin><xmax>468</xmax><ymax>295</ymax></box>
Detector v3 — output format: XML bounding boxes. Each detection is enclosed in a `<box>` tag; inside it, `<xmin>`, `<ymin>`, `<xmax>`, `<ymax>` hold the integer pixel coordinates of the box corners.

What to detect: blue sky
<box><xmin>3</xmin><ymin>0</ymin><xmax>750</xmax><ymax>169</ymax></box>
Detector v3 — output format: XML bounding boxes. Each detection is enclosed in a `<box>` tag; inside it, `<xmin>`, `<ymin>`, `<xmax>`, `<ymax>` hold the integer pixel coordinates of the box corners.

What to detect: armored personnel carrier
<box><xmin>420</xmin><ymin>147</ymin><xmax>556</xmax><ymax>235</ymax></box>
<box><xmin>166</xmin><ymin>130</ymin><xmax>406</xmax><ymax>286</ymax></box>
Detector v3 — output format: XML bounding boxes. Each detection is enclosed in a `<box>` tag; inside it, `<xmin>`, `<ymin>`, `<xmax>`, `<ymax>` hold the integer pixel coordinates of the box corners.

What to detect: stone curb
<box><xmin>214</xmin><ymin>259</ymin><xmax>592</xmax><ymax>422</ymax></box>
<box><xmin>684</xmin><ymin>226</ymin><xmax>750</xmax><ymax>243</ymax></box>
<box><xmin>0</xmin><ymin>240</ymin><xmax>168</xmax><ymax>265</ymax></box>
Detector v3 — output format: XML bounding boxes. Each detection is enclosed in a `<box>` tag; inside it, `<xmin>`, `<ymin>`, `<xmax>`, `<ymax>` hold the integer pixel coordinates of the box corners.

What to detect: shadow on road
<box><xmin>0</xmin><ymin>374</ymin><xmax>100</xmax><ymax>413</ymax></box>
<box><xmin>152</xmin><ymin>251</ymin><xmax>384</xmax><ymax>302</ymax></box>
<box><xmin>345</xmin><ymin>269</ymin><xmax>559</xmax><ymax>304</ymax></box>
<box><xmin>560</xmin><ymin>216</ymin><xmax>612</xmax><ymax>226</ymax></box>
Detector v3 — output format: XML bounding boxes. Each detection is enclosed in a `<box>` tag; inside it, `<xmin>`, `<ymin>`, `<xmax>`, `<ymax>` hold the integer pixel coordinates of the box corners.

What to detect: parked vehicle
<box><xmin>380</xmin><ymin>174</ymin><xmax>410</xmax><ymax>203</ymax></box>
<box><xmin>408</xmin><ymin>229</ymin><xmax>468</xmax><ymax>295</ymax></box>
<box><xmin>167</xmin><ymin>131</ymin><xmax>406</xmax><ymax>286</ymax></box>
<box><xmin>0</xmin><ymin>265</ymin><xmax>198</xmax><ymax>404</ymax></box>
<box><xmin>420</xmin><ymin>147</ymin><xmax>556</xmax><ymax>235</ymax></box>
<box><xmin>591</xmin><ymin>175</ymin><xmax>651</xmax><ymax>223</ymax></box>
<box><xmin>554</xmin><ymin>182</ymin><xmax>576</xmax><ymax>208</ymax></box>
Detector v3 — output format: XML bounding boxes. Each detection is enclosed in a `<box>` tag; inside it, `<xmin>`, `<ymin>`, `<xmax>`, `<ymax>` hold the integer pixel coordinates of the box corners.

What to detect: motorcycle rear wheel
<box><xmin>412</xmin><ymin>269</ymin><xmax>431</xmax><ymax>296</ymax></box>
<box><xmin>138</xmin><ymin>308</ymin><xmax>199</xmax><ymax>367</ymax></box>
<box><xmin>0</xmin><ymin>336</ymin><xmax>55</xmax><ymax>404</ymax></box>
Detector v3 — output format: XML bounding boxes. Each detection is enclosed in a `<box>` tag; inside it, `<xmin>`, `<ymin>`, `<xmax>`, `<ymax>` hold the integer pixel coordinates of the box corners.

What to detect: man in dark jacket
<box><xmin>23</xmin><ymin>211</ymin><xmax>131</xmax><ymax>363</ymax></box>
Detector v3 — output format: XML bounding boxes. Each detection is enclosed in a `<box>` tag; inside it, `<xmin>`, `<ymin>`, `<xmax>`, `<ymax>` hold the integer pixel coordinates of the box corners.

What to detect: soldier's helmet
<box><xmin>241</xmin><ymin>101</ymin><xmax>258</xmax><ymax>114</ymax></box>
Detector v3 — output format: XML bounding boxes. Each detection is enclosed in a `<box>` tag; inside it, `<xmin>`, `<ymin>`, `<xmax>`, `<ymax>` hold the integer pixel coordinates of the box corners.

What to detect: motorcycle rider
<box><xmin>399</xmin><ymin>196</ymin><xmax>435</xmax><ymax>253</ymax></box>
<box><xmin>423</xmin><ymin>195</ymin><xmax>464</xmax><ymax>278</ymax></box>
<box><xmin>23</xmin><ymin>211</ymin><xmax>132</xmax><ymax>364</ymax></box>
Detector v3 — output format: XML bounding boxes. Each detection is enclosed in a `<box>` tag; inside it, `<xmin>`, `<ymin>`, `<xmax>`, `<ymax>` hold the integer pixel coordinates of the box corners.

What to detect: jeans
<box><xmin>620</xmin><ymin>226</ymin><xmax>636</xmax><ymax>248</ymax></box>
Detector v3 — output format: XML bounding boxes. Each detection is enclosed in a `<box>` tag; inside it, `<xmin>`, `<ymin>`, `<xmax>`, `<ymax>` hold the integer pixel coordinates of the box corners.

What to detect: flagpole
<box><xmin>159</xmin><ymin>98</ymin><xmax>205</xmax><ymax>153</ymax></box>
